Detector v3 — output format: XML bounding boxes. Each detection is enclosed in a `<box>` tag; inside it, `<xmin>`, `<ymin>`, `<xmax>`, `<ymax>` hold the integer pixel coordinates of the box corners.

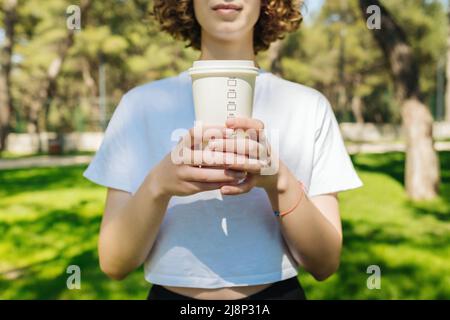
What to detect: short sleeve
<box><xmin>83</xmin><ymin>94</ymin><xmax>133</xmax><ymax>193</ymax></box>
<box><xmin>307</xmin><ymin>95</ymin><xmax>363</xmax><ymax>197</ymax></box>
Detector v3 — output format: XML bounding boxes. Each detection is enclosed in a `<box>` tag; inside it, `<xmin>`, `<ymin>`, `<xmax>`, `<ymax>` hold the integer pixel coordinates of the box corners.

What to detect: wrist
<box><xmin>145</xmin><ymin>168</ymin><xmax>172</xmax><ymax>203</ymax></box>
<box><xmin>264</xmin><ymin>162</ymin><xmax>290</xmax><ymax>195</ymax></box>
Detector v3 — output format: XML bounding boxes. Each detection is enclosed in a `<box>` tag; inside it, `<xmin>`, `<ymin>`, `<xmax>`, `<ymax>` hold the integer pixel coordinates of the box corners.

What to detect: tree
<box><xmin>446</xmin><ymin>2</ymin><xmax>450</xmax><ymax>121</ymax></box>
<box><xmin>268</xmin><ymin>39</ymin><xmax>284</xmax><ymax>77</ymax></box>
<box><xmin>359</xmin><ymin>0</ymin><xmax>440</xmax><ymax>200</ymax></box>
<box><xmin>37</xmin><ymin>0</ymin><xmax>91</xmax><ymax>148</ymax></box>
<box><xmin>281</xmin><ymin>0</ymin><xmax>393</xmax><ymax>123</ymax></box>
<box><xmin>0</xmin><ymin>0</ymin><xmax>17</xmax><ymax>152</ymax></box>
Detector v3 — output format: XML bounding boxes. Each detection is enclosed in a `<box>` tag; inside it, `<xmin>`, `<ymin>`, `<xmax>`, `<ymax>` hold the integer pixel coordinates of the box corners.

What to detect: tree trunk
<box><xmin>351</xmin><ymin>94</ymin><xmax>364</xmax><ymax>124</ymax></box>
<box><xmin>268</xmin><ymin>39</ymin><xmax>284</xmax><ymax>77</ymax></box>
<box><xmin>351</xmin><ymin>75</ymin><xmax>365</xmax><ymax>124</ymax></box>
<box><xmin>37</xmin><ymin>0</ymin><xmax>92</xmax><ymax>145</ymax></box>
<box><xmin>81</xmin><ymin>58</ymin><xmax>100</xmax><ymax>126</ymax></box>
<box><xmin>446</xmin><ymin>8</ymin><xmax>450</xmax><ymax>122</ymax></box>
<box><xmin>359</xmin><ymin>0</ymin><xmax>439</xmax><ymax>200</ymax></box>
<box><xmin>0</xmin><ymin>0</ymin><xmax>18</xmax><ymax>152</ymax></box>
<box><xmin>402</xmin><ymin>99</ymin><xmax>440</xmax><ymax>199</ymax></box>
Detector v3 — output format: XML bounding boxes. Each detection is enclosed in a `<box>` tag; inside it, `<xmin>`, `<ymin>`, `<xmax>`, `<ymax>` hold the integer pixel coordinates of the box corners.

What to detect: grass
<box><xmin>0</xmin><ymin>166</ymin><xmax>148</xmax><ymax>299</ymax></box>
<box><xmin>0</xmin><ymin>152</ymin><xmax>449</xmax><ymax>299</ymax></box>
<box><xmin>299</xmin><ymin>152</ymin><xmax>450</xmax><ymax>299</ymax></box>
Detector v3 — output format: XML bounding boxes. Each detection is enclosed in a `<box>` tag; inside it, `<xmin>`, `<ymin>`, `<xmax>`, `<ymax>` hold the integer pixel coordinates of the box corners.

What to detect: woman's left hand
<box><xmin>207</xmin><ymin>117</ymin><xmax>286</xmax><ymax>195</ymax></box>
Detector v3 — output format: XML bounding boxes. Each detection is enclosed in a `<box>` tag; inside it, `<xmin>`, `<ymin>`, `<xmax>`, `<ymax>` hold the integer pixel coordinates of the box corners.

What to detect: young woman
<box><xmin>83</xmin><ymin>0</ymin><xmax>363</xmax><ymax>300</ymax></box>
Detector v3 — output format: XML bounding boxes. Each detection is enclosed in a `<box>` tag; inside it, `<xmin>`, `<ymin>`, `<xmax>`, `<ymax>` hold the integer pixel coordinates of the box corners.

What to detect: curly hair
<box><xmin>151</xmin><ymin>0</ymin><xmax>303</xmax><ymax>54</ymax></box>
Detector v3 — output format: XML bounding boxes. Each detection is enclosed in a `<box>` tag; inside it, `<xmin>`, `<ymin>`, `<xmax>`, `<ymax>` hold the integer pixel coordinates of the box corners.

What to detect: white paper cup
<box><xmin>188</xmin><ymin>60</ymin><xmax>259</xmax><ymax>128</ymax></box>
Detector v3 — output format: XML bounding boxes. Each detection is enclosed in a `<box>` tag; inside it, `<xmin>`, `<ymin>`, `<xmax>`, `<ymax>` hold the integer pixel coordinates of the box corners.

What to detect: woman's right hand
<box><xmin>146</xmin><ymin>126</ymin><xmax>247</xmax><ymax>198</ymax></box>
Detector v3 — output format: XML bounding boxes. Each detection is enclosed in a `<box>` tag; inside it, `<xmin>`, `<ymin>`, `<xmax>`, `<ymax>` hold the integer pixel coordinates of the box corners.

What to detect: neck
<box><xmin>198</xmin><ymin>30</ymin><xmax>259</xmax><ymax>67</ymax></box>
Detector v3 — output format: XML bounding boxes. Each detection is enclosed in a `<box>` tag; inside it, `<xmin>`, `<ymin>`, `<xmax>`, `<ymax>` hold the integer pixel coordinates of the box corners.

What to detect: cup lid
<box><xmin>193</xmin><ymin>60</ymin><xmax>257</xmax><ymax>68</ymax></box>
<box><xmin>188</xmin><ymin>60</ymin><xmax>259</xmax><ymax>74</ymax></box>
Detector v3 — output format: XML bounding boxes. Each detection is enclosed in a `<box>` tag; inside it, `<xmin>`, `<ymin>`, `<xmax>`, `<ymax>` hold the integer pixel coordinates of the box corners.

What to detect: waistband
<box><xmin>147</xmin><ymin>276</ymin><xmax>306</xmax><ymax>300</ymax></box>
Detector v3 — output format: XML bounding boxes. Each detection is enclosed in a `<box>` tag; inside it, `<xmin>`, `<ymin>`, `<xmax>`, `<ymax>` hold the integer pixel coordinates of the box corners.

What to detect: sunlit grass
<box><xmin>0</xmin><ymin>166</ymin><xmax>148</xmax><ymax>299</ymax></box>
<box><xmin>298</xmin><ymin>152</ymin><xmax>450</xmax><ymax>299</ymax></box>
<box><xmin>1</xmin><ymin>152</ymin><xmax>449</xmax><ymax>299</ymax></box>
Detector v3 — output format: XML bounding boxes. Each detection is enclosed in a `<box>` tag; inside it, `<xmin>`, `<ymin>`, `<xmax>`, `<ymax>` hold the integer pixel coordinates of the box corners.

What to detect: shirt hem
<box><xmin>308</xmin><ymin>179</ymin><xmax>363</xmax><ymax>197</ymax></box>
<box><xmin>144</xmin><ymin>267</ymin><xmax>299</xmax><ymax>289</ymax></box>
<box><xmin>83</xmin><ymin>168</ymin><xmax>133</xmax><ymax>193</ymax></box>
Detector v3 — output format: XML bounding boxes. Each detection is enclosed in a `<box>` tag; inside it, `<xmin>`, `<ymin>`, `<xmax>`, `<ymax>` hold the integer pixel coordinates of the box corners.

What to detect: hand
<box><xmin>206</xmin><ymin>117</ymin><xmax>285</xmax><ymax>195</ymax></box>
<box><xmin>148</xmin><ymin>126</ymin><xmax>247</xmax><ymax>198</ymax></box>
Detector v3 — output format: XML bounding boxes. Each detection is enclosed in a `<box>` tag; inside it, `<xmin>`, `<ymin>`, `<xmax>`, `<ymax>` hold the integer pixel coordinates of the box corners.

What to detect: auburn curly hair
<box><xmin>151</xmin><ymin>0</ymin><xmax>303</xmax><ymax>54</ymax></box>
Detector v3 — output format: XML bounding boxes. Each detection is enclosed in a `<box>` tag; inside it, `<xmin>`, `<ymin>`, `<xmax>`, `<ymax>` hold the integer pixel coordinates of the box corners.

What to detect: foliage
<box><xmin>281</xmin><ymin>0</ymin><xmax>446</xmax><ymax>123</ymax></box>
<box><xmin>0</xmin><ymin>0</ymin><xmax>447</xmax><ymax>132</ymax></box>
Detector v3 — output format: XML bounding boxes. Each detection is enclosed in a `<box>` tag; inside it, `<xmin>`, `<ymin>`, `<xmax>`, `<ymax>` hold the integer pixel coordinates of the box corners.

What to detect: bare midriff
<box><xmin>162</xmin><ymin>283</ymin><xmax>273</xmax><ymax>300</ymax></box>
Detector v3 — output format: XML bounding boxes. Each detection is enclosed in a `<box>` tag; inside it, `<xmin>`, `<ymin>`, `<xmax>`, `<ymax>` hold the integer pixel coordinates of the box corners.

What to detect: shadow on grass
<box><xmin>352</xmin><ymin>151</ymin><xmax>450</xmax><ymax>221</ymax></box>
<box><xmin>350</xmin><ymin>152</ymin><xmax>405</xmax><ymax>185</ymax></box>
<box><xmin>301</xmin><ymin>218</ymin><xmax>450</xmax><ymax>299</ymax></box>
<box><xmin>0</xmin><ymin>164</ymin><xmax>152</xmax><ymax>299</ymax></box>
<box><xmin>2</xmin><ymin>152</ymin><xmax>449</xmax><ymax>299</ymax></box>
<box><xmin>0</xmin><ymin>203</ymin><xmax>149</xmax><ymax>299</ymax></box>
<box><xmin>0</xmin><ymin>250</ymin><xmax>104</xmax><ymax>300</ymax></box>
<box><xmin>412</xmin><ymin>203</ymin><xmax>450</xmax><ymax>222</ymax></box>
<box><xmin>351</xmin><ymin>151</ymin><xmax>450</xmax><ymax>187</ymax></box>
<box><xmin>0</xmin><ymin>165</ymin><xmax>92</xmax><ymax>197</ymax></box>
<box><xmin>0</xmin><ymin>249</ymin><xmax>147</xmax><ymax>300</ymax></box>
<box><xmin>0</xmin><ymin>202</ymin><xmax>102</xmax><ymax>243</ymax></box>
<box><xmin>299</xmin><ymin>151</ymin><xmax>450</xmax><ymax>299</ymax></box>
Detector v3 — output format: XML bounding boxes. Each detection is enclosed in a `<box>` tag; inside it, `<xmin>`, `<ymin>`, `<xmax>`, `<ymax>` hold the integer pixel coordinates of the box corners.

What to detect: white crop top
<box><xmin>83</xmin><ymin>68</ymin><xmax>363</xmax><ymax>288</ymax></box>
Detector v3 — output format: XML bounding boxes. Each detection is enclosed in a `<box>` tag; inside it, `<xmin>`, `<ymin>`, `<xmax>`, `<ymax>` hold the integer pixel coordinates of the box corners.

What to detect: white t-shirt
<box><xmin>83</xmin><ymin>68</ymin><xmax>363</xmax><ymax>288</ymax></box>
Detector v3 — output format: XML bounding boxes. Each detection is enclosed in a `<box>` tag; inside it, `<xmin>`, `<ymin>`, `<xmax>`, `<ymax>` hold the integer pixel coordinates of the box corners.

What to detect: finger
<box><xmin>225</xmin><ymin>118</ymin><xmax>266</xmax><ymax>142</ymax></box>
<box><xmin>208</xmin><ymin>138</ymin><xmax>267</xmax><ymax>159</ymax></box>
<box><xmin>189</xmin><ymin>125</ymin><xmax>227</xmax><ymax>136</ymax></box>
<box><xmin>202</xmin><ymin>150</ymin><xmax>264</xmax><ymax>173</ymax></box>
<box><xmin>220</xmin><ymin>175</ymin><xmax>256</xmax><ymax>195</ymax></box>
<box><xmin>224</xmin><ymin>160</ymin><xmax>265</xmax><ymax>174</ymax></box>
<box><xmin>182</xmin><ymin>125</ymin><xmax>229</xmax><ymax>149</ymax></box>
<box><xmin>178</xmin><ymin>148</ymin><xmax>268</xmax><ymax>173</ymax></box>
<box><xmin>200</xmin><ymin>150</ymin><xmax>262</xmax><ymax>171</ymax></box>
<box><xmin>186</xmin><ymin>180</ymin><xmax>242</xmax><ymax>193</ymax></box>
<box><xmin>201</xmin><ymin>125</ymin><xmax>228</xmax><ymax>148</ymax></box>
<box><xmin>226</xmin><ymin>117</ymin><xmax>264</xmax><ymax>130</ymax></box>
<box><xmin>178</xmin><ymin>166</ymin><xmax>247</xmax><ymax>183</ymax></box>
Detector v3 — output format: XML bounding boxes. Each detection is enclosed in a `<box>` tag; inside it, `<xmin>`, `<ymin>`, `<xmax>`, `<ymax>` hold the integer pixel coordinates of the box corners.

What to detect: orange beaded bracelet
<box><xmin>274</xmin><ymin>181</ymin><xmax>307</xmax><ymax>217</ymax></box>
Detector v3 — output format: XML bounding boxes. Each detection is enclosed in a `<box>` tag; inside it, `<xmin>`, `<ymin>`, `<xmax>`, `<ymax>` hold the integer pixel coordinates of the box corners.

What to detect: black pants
<box><xmin>147</xmin><ymin>277</ymin><xmax>306</xmax><ymax>300</ymax></box>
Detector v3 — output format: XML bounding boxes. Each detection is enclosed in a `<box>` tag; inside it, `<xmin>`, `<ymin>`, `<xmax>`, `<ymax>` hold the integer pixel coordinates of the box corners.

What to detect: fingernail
<box><xmin>223</xmin><ymin>128</ymin><xmax>235</xmax><ymax>138</ymax></box>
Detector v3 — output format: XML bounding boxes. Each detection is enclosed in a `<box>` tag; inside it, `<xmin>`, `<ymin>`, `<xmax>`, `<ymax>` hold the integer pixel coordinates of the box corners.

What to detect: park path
<box><xmin>346</xmin><ymin>141</ymin><xmax>450</xmax><ymax>155</ymax></box>
<box><xmin>0</xmin><ymin>155</ymin><xmax>93</xmax><ymax>170</ymax></box>
<box><xmin>1</xmin><ymin>142</ymin><xmax>450</xmax><ymax>170</ymax></box>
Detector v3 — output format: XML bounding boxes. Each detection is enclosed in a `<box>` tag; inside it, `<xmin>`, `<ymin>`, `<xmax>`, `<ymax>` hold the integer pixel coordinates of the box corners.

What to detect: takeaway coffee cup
<box><xmin>188</xmin><ymin>60</ymin><xmax>259</xmax><ymax>127</ymax></box>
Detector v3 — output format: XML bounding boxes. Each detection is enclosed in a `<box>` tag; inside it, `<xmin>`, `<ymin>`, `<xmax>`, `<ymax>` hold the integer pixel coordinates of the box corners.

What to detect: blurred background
<box><xmin>0</xmin><ymin>0</ymin><xmax>449</xmax><ymax>299</ymax></box>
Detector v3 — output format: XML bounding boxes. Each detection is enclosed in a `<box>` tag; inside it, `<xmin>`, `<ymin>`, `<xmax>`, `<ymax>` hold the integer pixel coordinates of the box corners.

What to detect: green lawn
<box><xmin>0</xmin><ymin>152</ymin><xmax>449</xmax><ymax>299</ymax></box>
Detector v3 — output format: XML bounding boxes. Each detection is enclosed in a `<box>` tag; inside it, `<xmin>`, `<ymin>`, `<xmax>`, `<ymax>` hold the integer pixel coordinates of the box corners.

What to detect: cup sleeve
<box><xmin>307</xmin><ymin>95</ymin><xmax>364</xmax><ymax>197</ymax></box>
<box><xmin>82</xmin><ymin>94</ymin><xmax>134</xmax><ymax>193</ymax></box>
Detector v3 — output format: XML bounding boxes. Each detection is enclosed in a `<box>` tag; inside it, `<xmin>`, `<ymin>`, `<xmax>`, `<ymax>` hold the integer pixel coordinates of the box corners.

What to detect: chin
<box><xmin>210</xmin><ymin>32</ymin><xmax>245</xmax><ymax>43</ymax></box>
<box><xmin>210</xmin><ymin>24</ymin><xmax>250</xmax><ymax>38</ymax></box>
